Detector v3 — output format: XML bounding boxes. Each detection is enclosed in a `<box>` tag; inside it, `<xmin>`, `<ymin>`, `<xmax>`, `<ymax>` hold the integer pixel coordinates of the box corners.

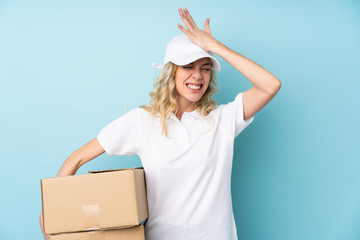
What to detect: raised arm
<box><xmin>177</xmin><ymin>8</ymin><xmax>281</xmax><ymax>120</ymax></box>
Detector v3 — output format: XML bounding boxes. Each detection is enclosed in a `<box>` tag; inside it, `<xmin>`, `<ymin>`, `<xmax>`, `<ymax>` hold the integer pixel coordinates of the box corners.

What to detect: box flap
<box><xmin>88</xmin><ymin>167</ymin><xmax>143</xmax><ymax>174</ymax></box>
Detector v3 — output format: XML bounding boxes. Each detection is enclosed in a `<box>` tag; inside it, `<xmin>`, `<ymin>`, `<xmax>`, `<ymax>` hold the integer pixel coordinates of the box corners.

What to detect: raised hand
<box><xmin>177</xmin><ymin>8</ymin><xmax>217</xmax><ymax>52</ymax></box>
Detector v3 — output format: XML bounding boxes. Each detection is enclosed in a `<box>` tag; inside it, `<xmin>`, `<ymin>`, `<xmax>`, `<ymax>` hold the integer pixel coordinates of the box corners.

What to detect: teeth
<box><xmin>187</xmin><ymin>84</ymin><xmax>201</xmax><ymax>90</ymax></box>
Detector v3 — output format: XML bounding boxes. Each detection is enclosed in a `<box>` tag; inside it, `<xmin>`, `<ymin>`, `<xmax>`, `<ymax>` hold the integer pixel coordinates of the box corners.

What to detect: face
<box><xmin>174</xmin><ymin>57</ymin><xmax>212</xmax><ymax>107</ymax></box>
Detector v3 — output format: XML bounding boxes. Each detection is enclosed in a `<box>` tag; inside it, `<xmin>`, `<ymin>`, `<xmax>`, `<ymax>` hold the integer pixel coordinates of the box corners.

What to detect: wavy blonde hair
<box><xmin>141</xmin><ymin>62</ymin><xmax>218</xmax><ymax>136</ymax></box>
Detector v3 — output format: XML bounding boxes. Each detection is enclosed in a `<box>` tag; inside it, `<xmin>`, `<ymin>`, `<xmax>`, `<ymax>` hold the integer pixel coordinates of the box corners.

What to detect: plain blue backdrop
<box><xmin>1</xmin><ymin>0</ymin><xmax>359</xmax><ymax>239</ymax></box>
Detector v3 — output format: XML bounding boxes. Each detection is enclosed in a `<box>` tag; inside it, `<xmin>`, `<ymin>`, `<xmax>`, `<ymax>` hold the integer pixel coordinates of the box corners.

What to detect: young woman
<box><xmin>40</xmin><ymin>8</ymin><xmax>281</xmax><ymax>240</ymax></box>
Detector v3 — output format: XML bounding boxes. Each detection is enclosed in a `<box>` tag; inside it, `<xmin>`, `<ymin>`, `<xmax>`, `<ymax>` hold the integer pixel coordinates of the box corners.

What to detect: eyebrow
<box><xmin>184</xmin><ymin>62</ymin><xmax>212</xmax><ymax>67</ymax></box>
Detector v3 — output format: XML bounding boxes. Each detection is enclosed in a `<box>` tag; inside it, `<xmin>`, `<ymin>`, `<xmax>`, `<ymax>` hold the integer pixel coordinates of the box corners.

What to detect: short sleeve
<box><xmin>219</xmin><ymin>92</ymin><xmax>254</xmax><ymax>138</ymax></box>
<box><xmin>97</xmin><ymin>108</ymin><xmax>140</xmax><ymax>156</ymax></box>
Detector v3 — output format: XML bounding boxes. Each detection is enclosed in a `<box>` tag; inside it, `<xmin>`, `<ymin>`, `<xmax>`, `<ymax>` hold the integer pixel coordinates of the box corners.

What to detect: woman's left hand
<box><xmin>177</xmin><ymin>8</ymin><xmax>217</xmax><ymax>52</ymax></box>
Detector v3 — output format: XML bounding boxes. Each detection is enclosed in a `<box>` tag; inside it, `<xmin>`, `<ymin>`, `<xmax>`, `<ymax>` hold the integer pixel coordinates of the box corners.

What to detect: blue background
<box><xmin>1</xmin><ymin>0</ymin><xmax>359</xmax><ymax>239</ymax></box>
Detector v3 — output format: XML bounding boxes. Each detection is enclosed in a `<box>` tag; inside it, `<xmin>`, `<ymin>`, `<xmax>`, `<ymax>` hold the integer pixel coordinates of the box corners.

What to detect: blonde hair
<box><xmin>141</xmin><ymin>62</ymin><xmax>218</xmax><ymax>136</ymax></box>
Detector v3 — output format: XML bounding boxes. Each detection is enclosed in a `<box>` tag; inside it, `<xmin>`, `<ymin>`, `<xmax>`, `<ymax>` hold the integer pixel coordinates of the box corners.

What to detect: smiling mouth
<box><xmin>186</xmin><ymin>83</ymin><xmax>203</xmax><ymax>90</ymax></box>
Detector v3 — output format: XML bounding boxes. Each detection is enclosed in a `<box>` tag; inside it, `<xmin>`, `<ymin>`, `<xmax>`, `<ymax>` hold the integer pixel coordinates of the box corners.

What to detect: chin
<box><xmin>188</xmin><ymin>96</ymin><xmax>203</xmax><ymax>103</ymax></box>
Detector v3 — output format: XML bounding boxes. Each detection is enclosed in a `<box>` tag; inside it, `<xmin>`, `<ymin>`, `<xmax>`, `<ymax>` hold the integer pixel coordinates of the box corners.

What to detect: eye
<box><xmin>201</xmin><ymin>68</ymin><xmax>211</xmax><ymax>72</ymax></box>
<box><xmin>182</xmin><ymin>66</ymin><xmax>193</xmax><ymax>69</ymax></box>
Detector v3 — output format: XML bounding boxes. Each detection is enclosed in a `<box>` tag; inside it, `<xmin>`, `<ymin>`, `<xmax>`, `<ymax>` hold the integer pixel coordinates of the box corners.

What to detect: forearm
<box><xmin>210</xmin><ymin>40</ymin><xmax>281</xmax><ymax>94</ymax></box>
<box><xmin>56</xmin><ymin>138</ymin><xmax>105</xmax><ymax>176</ymax></box>
<box><xmin>56</xmin><ymin>152</ymin><xmax>82</xmax><ymax>176</ymax></box>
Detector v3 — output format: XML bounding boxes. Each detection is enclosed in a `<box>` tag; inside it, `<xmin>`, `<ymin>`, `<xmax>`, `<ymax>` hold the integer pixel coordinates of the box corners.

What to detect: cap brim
<box><xmin>170</xmin><ymin>52</ymin><xmax>221</xmax><ymax>71</ymax></box>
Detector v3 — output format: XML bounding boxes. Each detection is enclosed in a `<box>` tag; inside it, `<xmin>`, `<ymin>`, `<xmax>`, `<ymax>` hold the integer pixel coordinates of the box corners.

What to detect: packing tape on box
<box><xmin>82</xmin><ymin>205</ymin><xmax>100</xmax><ymax>231</ymax></box>
<box><xmin>88</xmin><ymin>231</ymin><xmax>106</xmax><ymax>240</ymax></box>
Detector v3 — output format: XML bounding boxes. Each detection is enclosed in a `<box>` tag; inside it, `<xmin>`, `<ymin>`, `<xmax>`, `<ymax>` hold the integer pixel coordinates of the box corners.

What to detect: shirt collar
<box><xmin>167</xmin><ymin>109</ymin><xmax>203</xmax><ymax>120</ymax></box>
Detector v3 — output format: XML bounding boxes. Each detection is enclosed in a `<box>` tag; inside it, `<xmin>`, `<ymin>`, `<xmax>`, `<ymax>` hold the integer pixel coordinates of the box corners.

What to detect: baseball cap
<box><xmin>152</xmin><ymin>34</ymin><xmax>221</xmax><ymax>71</ymax></box>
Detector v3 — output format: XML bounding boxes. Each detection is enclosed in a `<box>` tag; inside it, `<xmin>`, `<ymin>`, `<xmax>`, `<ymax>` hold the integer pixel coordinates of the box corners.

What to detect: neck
<box><xmin>176</xmin><ymin>98</ymin><xmax>195</xmax><ymax>121</ymax></box>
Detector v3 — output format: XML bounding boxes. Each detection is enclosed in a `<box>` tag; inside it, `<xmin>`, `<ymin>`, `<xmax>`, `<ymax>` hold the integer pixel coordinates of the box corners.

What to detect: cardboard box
<box><xmin>50</xmin><ymin>224</ymin><xmax>145</xmax><ymax>240</ymax></box>
<box><xmin>41</xmin><ymin>168</ymin><xmax>148</xmax><ymax>235</ymax></box>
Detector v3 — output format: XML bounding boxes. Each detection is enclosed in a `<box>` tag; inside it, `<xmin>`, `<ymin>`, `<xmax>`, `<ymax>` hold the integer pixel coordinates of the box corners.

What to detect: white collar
<box><xmin>167</xmin><ymin>109</ymin><xmax>204</xmax><ymax>121</ymax></box>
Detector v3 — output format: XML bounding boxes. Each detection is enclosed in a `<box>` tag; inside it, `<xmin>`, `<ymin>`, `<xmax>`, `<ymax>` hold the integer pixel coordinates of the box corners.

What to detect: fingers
<box><xmin>178</xmin><ymin>8</ymin><xmax>213</xmax><ymax>36</ymax></box>
<box><xmin>177</xmin><ymin>23</ymin><xmax>188</xmax><ymax>34</ymax></box>
<box><xmin>40</xmin><ymin>213</ymin><xmax>51</xmax><ymax>240</ymax></box>
<box><xmin>178</xmin><ymin>8</ymin><xmax>197</xmax><ymax>32</ymax></box>
<box><xmin>177</xmin><ymin>7</ymin><xmax>215</xmax><ymax>51</ymax></box>
<box><xmin>204</xmin><ymin>18</ymin><xmax>212</xmax><ymax>36</ymax></box>
<box><xmin>183</xmin><ymin>8</ymin><xmax>197</xmax><ymax>28</ymax></box>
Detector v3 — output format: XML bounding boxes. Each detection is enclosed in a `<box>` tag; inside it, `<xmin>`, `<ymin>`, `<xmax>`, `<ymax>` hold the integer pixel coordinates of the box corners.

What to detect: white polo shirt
<box><xmin>97</xmin><ymin>92</ymin><xmax>254</xmax><ymax>240</ymax></box>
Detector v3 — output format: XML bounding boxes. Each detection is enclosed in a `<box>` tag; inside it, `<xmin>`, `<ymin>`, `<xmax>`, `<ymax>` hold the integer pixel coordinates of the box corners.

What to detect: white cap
<box><xmin>153</xmin><ymin>34</ymin><xmax>221</xmax><ymax>71</ymax></box>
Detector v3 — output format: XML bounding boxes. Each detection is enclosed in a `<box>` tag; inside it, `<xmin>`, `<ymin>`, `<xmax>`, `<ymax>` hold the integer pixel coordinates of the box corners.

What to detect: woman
<box><xmin>40</xmin><ymin>8</ymin><xmax>281</xmax><ymax>240</ymax></box>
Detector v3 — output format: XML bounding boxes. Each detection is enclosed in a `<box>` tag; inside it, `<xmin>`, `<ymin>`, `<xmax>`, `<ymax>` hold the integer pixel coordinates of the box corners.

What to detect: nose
<box><xmin>191</xmin><ymin>67</ymin><xmax>202</xmax><ymax>80</ymax></box>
